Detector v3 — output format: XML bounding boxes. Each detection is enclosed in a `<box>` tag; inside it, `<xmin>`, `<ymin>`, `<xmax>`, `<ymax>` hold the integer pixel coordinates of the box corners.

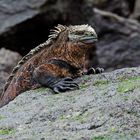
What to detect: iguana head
<box><xmin>49</xmin><ymin>24</ymin><xmax>98</xmax><ymax>45</ymax></box>
<box><xmin>68</xmin><ymin>24</ymin><xmax>98</xmax><ymax>45</ymax></box>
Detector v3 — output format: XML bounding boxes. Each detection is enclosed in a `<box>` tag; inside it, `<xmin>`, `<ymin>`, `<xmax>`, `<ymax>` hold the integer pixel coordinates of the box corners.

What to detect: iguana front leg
<box><xmin>33</xmin><ymin>63</ymin><xmax>79</xmax><ymax>93</ymax></box>
<box><xmin>85</xmin><ymin>67</ymin><xmax>104</xmax><ymax>75</ymax></box>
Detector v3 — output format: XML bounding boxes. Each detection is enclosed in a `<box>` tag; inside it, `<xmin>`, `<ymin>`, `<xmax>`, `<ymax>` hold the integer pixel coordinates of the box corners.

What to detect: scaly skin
<box><xmin>0</xmin><ymin>24</ymin><xmax>104</xmax><ymax>108</ymax></box>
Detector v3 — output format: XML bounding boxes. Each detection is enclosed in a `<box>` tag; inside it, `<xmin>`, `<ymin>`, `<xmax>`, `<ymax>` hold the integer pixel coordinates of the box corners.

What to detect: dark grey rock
<box><xmin>0</xmin><ymin>48</ymin><xmax>21</xmax><ymax>73</ymax></box>
<box><xmin>89</xmin><ymin>8</ymin><xmax>140</xmax><ymax>70</ymax></box>
<box><xmin>0</xmin><ymin>48</ymin><xmax>21</xmax><ymax>94</ymax></box>
<box><xmin>0</xmin><ymin>67</ymin><xmax>140</xmax><ymax>139</ymax></box>
<box><xmin>0</xmin><ymin>0</ymin><xmax>139</xmax><ymax>71</ymax></box>
<box><xmin>131</xmin><ymin>0</ymin><xmax>140</xmax><ymax>20</ymax></box>
<box><xmin>0</xmin><ymin>72</ymin><xmax>9</xmax><ymax>94</ymax></box>
<box><xmin>0</xmin><ymin>0</ymin><xmax>89</xmax><ymax>55</ymax></box>
<box><xmin>0</xmin><ymin>0</ymin><xmax>47</xmax><ymax>34</ymax></box>
<box><xmin>87</xmin><ymin>0</ymin><xmax>134</xmax><ymax>17</ymax></box>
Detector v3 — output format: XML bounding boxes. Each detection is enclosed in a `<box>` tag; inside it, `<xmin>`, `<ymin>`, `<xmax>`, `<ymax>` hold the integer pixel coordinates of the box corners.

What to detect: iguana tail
<box><xmin>0</xmin><ymin>74</ymin><xmax>40</xmax><ymax>108</ymax></box>
<box><xmin>0</xmin><ymin>84</ymin><xmax>19</xmax><ymax>107</ymax></box>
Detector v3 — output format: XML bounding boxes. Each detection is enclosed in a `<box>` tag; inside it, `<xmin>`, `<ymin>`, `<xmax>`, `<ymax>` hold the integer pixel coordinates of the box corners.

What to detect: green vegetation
<box><xmin>34</xmin><ymin>87</ymin><xmax>49</xmax><ymax>93</ymax></box>
<box><xmin>94</xmin><ymin>80</ymin><xmax>109</xmax><ymax>86</ymax></box>
<box><xmin>83</xmin><ymin>75</ymin><xmax>90</xmax><ymax>81</ymax></box>
<box><xmin>92</xmin><ymin>136</ymin><xmax>111</xmax><ymax>140</ymax></box>
<box><xmin>0</xmin><ymin>115</ymin><xmax>6</xmax><ymax>120</ymax></box>
<box><xmin>60</xmin><ymin>112</ymin><xmax>88</xmax><ymax>123</ymax></box>
<box><xmin>92</xmin><ymin>134</ymin><xmax>137</xmax><ymax>140</ymax></box>
<box><xmin>117</xmin><ymin>76</ymin><xmax>140</xmax><ymax>93</ymax></box>
<box><xmin>80</xmin><ymin>83</ymin><xmax>89</xmax><ymax>89</ymax></box>
<box><xmin>0</xmin><ymin>128</ymin><xmax>15</xmax><ymax>135</ymax></box>
<box><xmin>71</xmin><ymin>114</ymin><xmax>86</xmax><ymax>123</ymax></box>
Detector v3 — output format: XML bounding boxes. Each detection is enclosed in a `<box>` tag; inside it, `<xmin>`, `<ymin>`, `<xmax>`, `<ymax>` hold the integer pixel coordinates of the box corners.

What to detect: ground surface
<box><xmin>0</xmin><ymin>67</ymin><xmax>140</xmax><ymax>140</ymax></box>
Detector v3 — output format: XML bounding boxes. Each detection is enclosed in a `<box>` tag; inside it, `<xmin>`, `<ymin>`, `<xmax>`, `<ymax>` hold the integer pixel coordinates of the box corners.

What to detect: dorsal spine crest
<box><xmin>3</xmin><ymin>41</ymin><xmax>49</xmax><ymax>92</ymax></box>
<box><xmin>3</xmin><ymin>24</ymin><xmax>67</xmax><ymax>93</ymax></box>
<box><xmin>2</xmin><ymin>24</ymin><xmax>68</xmax><ymax>93</ymax></box>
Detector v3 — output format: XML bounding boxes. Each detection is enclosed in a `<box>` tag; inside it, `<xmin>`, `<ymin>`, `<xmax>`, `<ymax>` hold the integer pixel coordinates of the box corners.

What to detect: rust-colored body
<box><xmin>0</xmin><ymin>24</ymin><xmax>99</xmax><ymax>107</ymax></box>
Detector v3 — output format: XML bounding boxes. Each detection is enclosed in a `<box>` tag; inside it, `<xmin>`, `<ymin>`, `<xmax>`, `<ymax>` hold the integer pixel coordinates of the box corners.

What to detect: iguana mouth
<box><xmin>80</xmin><ymin>36</ymin><xmax>98</xmax><ymax>44</ymax></box>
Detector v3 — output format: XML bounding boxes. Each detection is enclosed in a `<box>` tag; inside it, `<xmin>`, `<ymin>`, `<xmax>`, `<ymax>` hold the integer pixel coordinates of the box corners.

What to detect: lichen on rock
<box><xmin>0</xmin><ymin>67</ymin><xmax>140</xmax><ymax>140</ymax></box>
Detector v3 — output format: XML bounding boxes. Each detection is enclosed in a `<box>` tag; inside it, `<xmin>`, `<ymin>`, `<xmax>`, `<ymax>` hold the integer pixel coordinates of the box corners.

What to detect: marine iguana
<box><xmin>0</xmin><ymin>24</ymin><xmax>104</xmax><ymax>107</ymax></box>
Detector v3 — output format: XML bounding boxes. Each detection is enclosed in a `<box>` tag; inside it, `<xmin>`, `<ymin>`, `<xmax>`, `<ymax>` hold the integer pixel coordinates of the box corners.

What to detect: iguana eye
<box><xmin>75</xmin><ymin>31</ymin><xmax>85</xmax><ymax>35</ymax></box>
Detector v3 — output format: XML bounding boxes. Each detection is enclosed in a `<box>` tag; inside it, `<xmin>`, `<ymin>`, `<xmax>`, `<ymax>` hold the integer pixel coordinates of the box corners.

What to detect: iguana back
<box><xmin>0</xmin><ymin>24</ymin><xmax>100</xmax><ymax>108</ymax></box>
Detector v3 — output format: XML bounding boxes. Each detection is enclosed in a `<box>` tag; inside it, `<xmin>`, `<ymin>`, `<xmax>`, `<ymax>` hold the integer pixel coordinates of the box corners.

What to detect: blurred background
<box><xmin>0</xmin><ymin>0</ymin><xmax>140</xmax><ymax>91</ymax></box>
